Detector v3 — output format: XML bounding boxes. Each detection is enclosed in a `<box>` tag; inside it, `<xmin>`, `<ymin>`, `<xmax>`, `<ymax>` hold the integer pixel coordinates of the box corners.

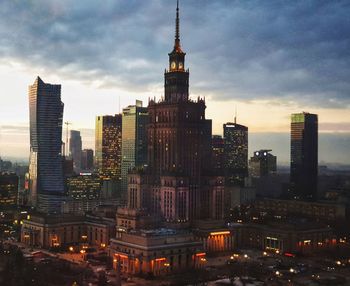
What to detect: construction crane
<box><xmin>64</xmin><ymin>121</ymin><xmax>72</xmax><ymax>157</ymax></box>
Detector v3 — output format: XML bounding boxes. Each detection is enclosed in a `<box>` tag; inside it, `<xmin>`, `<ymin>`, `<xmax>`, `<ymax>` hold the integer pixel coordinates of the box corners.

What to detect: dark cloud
<box><xmin>0</xmin><ymin>0</ymin><xmax>349</xmax><ymax>107</ymax></box>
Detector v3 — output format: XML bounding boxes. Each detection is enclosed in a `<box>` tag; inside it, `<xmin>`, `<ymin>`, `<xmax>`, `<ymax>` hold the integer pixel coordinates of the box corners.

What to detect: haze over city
<box><xmin>1</xmin><ymin>0</ymin><xmax>349</xmax><ymax>164</ymax></box>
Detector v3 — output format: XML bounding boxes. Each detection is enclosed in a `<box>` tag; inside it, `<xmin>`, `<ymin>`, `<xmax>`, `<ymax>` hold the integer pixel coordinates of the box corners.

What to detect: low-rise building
<box><xmin>21</xmin><ymin>213</ymin><xmax>115</xmax><ymax>249</ymax></box>
<box><xmin>232</xmin><ymin>220</ymin><xmax>336</xmax><ymax>254</ymax></box>
<box><xmin>109</xmin><ymin>228</ymin><xmax>205</xmax><ymax>276</ymax></box>
<box><xmin>254</xmin><ymin>198</ymin><xmax>346</xmax><ymax>221</ymax></box>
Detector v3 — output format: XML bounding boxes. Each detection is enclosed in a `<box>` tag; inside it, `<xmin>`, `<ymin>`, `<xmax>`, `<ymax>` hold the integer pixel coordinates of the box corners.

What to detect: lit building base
<box><xmin>108</xmin><ymin>229</ymin><xmax>206</xmax><ymax>276</ymax></box>
<box><xmin>21</xmin><ymin>213</ymin><xmax>115</xmax><ymax>249</ymax></box>
<box><xmin>192</xmin><ymin>220</ymin><xmax>235</xmax><ymax>254</ymax></box>
<box><xmin>231</xmin><ymin>221</ymin><xmax>337</xmax><ymax>255</ymax></box>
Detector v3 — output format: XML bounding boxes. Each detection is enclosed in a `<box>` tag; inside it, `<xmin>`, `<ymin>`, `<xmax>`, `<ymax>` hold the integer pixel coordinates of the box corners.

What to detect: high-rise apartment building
<box><xmin>249</xmin><ymin>149</ymin><xmax>277</xmax><ymax>178</ymax></box>
<box><xmin>223</xmin><ymin>119</ymin><xmax>248</xmax><ymax>186</ymax></box>
<box><xmin>121</xmin><ymin>101</ymin><xmax>148</xmax><ymax>195</ymax></box>
<box><xmin>28</xmin><ymin>76</ymin><xmax>65</xmax><ymax>213</ymax></box>
<box><xmin>81</xmin><ymin>149</ymin><xmax>94</xmax><ymax>171</ymax></box>
<box><xmin>0</xmin><ymin>172</ymin><xmax>18</xmax><ymax>208</ymax></box>
<box><xmin>95</xmin><ymin>115</ymin><xmax>122</xmax><ymax>180</ymax></box>
<box><xmin>290</xmin><ymin>112</ymin><xmax>318</xmax><ymax>199</ymax></box>
<box><xmin>69</xmin><ymin>130</ymin><xmax>82</xmax><ymax>172</ymax></box>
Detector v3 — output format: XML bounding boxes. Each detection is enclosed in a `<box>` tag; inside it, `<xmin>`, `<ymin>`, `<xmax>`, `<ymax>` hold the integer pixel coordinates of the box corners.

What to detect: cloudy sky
<box><xmin>0</xmin><ymin>0</ymin><xmax>349</xmax><ymax>164</ymax></box>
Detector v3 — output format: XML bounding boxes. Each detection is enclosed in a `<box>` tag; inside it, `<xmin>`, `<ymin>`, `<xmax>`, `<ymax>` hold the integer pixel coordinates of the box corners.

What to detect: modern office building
<box><xmin>81</xmin><ymin>149</ymin><xmax>94</xmax><ymax>171</ymax></box>
<box><xmin>66</xmin><ymin>173</ymin><xmax>101</xmax><ymax>201</ymax></box>
<box><xmin>0</xmin><ymin>172</ymin><xmax>18</xmax><ymax>208</ymax></box>
<box><xmin>95</xmin><ymin>114</ymin><xmax>122</xmax><ymax>180</ymax></box>
<box><xmin>28</xmin><ymin>76</ymin><xmax>65</xmax><ymax>213</ymax></box>
<box><xmin>69</xmin><ymin>130</ymin><xmax>82</xmax><ymax>172</ymax></box>
<box><xmin>290</xmin><ymin>112</ymin><xmax>318</xmax><ymax>200</ymax></box>
<box><xmin>249</xmin><ymin>149</ymin><xmax>277</xmax><ymax>178</ymax></box>
<box><xmin>120</xmin><ymin>100</ymin><xmax>148</xmax><ymax>195</ymax></box>
<box><xmin>223</xmin><ymin>119</ymin><xmax>248</xmax><ymax>186</ymax></box>
<box><xmin>212</xmin><ymin>135</ymin><xmax>225</xmax><ymax>172</ymax></box>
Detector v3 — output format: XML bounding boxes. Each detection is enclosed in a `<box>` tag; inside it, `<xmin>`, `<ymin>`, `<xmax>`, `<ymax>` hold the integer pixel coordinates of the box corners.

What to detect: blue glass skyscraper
<box><xmin>28</xmin><ymin>76</ymin><xmax>65</xmax><ymax>213</ymax></box>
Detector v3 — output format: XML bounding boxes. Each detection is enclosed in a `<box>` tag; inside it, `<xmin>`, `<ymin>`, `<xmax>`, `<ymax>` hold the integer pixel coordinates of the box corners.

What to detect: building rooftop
<box><xmin>129</xmin><ymin>228</ymin><xmax>185</xmax><ymax>237</ymax></box>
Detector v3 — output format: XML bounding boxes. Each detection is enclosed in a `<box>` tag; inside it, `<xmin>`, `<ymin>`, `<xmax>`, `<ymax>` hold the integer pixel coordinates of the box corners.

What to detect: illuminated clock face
<box><xmin>178</xmin><ymin>62</ymin><xmax>183</xmax><ymax>69</ymax></box>
<box><xmin>171</xmin><ymin>61</ymin><xmax>176</xmax><ymax>69</ymax></box>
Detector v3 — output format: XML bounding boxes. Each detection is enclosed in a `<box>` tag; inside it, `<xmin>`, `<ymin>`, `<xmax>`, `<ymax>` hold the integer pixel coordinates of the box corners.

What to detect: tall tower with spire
<box><xmin>164</xmin><ymin>0</ymin><xmax>189</xmax><ymax>102</ymax></box>
<box><xmin>125</xmin><ymin>1</ymin><xmax>225</xmax><ymax>222</ymax></box>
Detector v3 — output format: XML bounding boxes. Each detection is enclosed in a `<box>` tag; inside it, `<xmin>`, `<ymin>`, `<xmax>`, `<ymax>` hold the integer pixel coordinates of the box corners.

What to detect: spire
<box><xmin>175</xmin><ymin>0</ymin><xmax>179</xmax><ymax>41</ymax></box>
<box><xmin>174</xmin><ymin>0</ymin><xmax>182</xmax><ymax>52</ymax></box>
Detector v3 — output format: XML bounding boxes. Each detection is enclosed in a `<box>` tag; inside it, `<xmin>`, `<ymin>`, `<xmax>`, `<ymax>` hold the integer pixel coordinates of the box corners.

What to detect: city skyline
<box><xmin>2</xmin><ymin>2</ymin><xmax>350</xmax><ymax>284</ymax></box>
<box><xmin>0</xmin><ymin>1</ymin><xmax>349</xmax><ymax>165</ymax></box>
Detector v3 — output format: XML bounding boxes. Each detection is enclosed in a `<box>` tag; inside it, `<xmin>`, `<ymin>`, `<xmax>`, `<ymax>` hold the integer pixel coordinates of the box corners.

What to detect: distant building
<box><xmin>290</xmin><ymin>112</ymin><xmax>318</xmax><ymax>199</ymax></box>
<box><xmin>249</xmin><ymin>149</ymin><xmax>277</xmax><ymax>178</ymax></box>
<box><xmin>62</xmin><ymin>157</ymin><xmax>74</xmax><ymax>177</ymax></box>
<box><xmin>0</xmin><ymin>172</ymin><xmax>18</xmax><ymax>208</ymax></box>
<box><xmin>66</xmin><ymin>173</ymin><xmax>101</xmax><ymax>201</ymax></box>
<box><xmin>120</xmin><ymin>100</ymin><xmax>148</xmax><ymax>195</ymax></box>
<box><xmin>62</xmin><ymin>173</ymin><xmax>102</xmax><ymax>214</ymax></box>
<box><xmin>28</xmin><ymin>76</ymin><xmax>65</xmax><ymax>213</ymax></box>
<box><xmin>229</xmin><ymin>185</ymin><xmax>256</xmax><ymax>208</ymax></box>
<box><xmin>252</xmin><ymin>173</ymin><xmax>290</xmax><ymax>198</ymax></box>
<box><xmin>81</xmin><ymin>149</ymin><xmax>94</xmax><ymax>171</ymax></box>
<box><xmin>69</xmin><ymin>130</ymin><xmax>82</xmax><ymax>172</ymax></box>
<box><xmin>95</xmin><ymin>115</ymin><xmax>122</xmax><ymax>180</ymax></box>
<box><xmin>232</xmin><ymin>220</ymin><xmax>335</xmax><ymax>255</ymax></box>
<box><xmin>254</xmin><ymin>198</ymin><xmax>346</xmax><ymax>221</ymax></box>
<box><xmin>223</xmin><ymin>119</ymin><xmax>248</xmax><ymax>186</ymax></box>
<box><xmin>212</xmin><ymin>135</ymin><xmax>225</xmax><ymax>172</ymax></box>
<box><xmin>0</xmin><ymin>158</ymin><xmax>12</xmax><ymax>172</ymax></box>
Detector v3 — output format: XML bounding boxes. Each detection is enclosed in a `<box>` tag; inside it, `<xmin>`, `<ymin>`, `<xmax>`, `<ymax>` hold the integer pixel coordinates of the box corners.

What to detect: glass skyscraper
<box><xmin>121</xmin><ymin>100</ymin><xmax>148</xmax><ymax>195</ymax></box>
<box><xmin>223</xmin><ymin>121</ymin><xmax>248</xmax><ymax>186</ymax></box>
<box><xmin>290</xmin><ymin>112</ymin><xmax>318</xmax><ymax>200</ymax></box>
<box><xmin>28</xmin><ymin>76</ymin><xmax>65</xmax><ymax>213</ymax></box>
<box><xmin>95</xmin><ymin>114</ymin><xmax>122</xmax><ymax>180</ymax></box>
<box><xmin>81</xmin><ymin>149</ymin><xmax>94</xmax><ymax>171</ymax></box>
<box><xmin>69</xmin><ymin>130</ymin><xmax>82</xmax><ymax>172</ymax></box>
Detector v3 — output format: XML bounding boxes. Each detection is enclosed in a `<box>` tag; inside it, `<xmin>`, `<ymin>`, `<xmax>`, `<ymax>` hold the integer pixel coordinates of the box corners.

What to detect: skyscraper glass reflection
<box><xmin>28</xmin><ymin>76</ymin><xmax>65</xmax><ymax>213</ymax></box>
<box><xmin>290</xmin><ymin>112</ymin><xmax>318</xmax><ymax>199</ymax></box>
